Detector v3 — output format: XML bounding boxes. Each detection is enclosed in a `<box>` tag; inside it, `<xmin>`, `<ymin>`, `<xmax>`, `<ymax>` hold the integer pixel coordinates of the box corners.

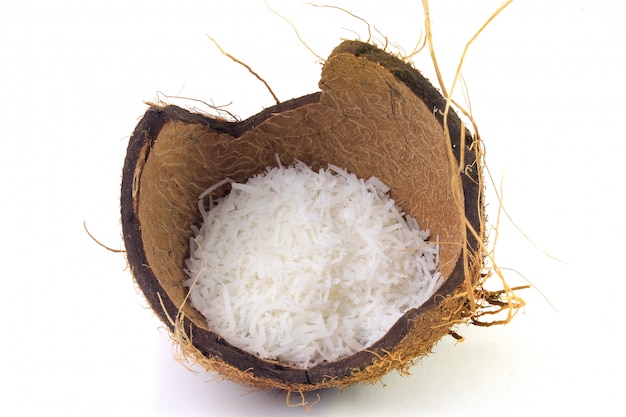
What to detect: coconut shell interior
<box><xmin>121</xmin><ymin>41</ymin><xmax>482</xmax><ymax>390</ymax></box>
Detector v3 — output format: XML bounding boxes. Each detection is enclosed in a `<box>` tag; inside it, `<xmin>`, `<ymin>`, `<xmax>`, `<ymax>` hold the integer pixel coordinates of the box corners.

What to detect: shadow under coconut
<box><xmin>152</xmin><ymin>331</ymin><xmax>342</xmax><ymax>414</ymax></box>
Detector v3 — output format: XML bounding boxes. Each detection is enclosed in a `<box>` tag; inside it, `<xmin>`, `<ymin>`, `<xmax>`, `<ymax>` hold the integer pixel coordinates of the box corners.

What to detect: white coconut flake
<box><xmin>184</xmin><ymin>160</ymin><xmax>443</xmax><ymax>368</ymax></box>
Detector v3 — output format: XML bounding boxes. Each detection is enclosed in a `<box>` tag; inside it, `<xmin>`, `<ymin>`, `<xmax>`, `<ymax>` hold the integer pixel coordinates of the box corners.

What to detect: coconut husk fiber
<box><xmin>121</xmin><ymin>40</ymin><xmax>485</xmax><ymax>393</ymax></box>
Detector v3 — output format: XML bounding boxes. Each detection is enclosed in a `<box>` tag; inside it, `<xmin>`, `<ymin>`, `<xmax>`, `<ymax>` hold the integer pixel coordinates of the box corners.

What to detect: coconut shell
<box><xmin>121</xmin><ymin>40</ymin><xmax>484</xmax><ymax>392</ymax></box>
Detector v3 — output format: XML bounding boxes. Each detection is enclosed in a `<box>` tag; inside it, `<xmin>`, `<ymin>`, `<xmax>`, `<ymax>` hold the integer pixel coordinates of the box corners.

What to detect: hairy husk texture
<box><xmin>121</xmin><ymin>40</ymin><xmax>487</xmax><ymax>393</ymax></box>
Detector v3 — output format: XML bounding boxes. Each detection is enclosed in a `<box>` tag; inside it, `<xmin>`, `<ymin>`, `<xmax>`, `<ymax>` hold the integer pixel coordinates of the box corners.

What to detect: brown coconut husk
<box><xmin>121</xmin><ymin>39</ymin><xmax>503</xmax><ymax>394</ymax></box>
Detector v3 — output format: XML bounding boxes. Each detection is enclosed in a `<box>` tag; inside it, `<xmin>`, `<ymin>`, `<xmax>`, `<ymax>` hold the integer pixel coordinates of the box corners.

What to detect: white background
<box><xmin>2</xmin><ymin>0</ymin><xmax>624</xmax><ymax>415</ymax></box>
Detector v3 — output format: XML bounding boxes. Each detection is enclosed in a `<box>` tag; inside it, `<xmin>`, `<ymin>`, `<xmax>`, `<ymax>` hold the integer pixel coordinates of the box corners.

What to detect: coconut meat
<box><xmin>184</xmin><ymin>160</ymin><xmax>442</xmax><ymax>368</ymax></box>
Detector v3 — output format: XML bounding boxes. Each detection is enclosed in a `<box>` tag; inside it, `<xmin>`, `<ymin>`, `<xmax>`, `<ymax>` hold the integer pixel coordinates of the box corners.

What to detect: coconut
<box><xmin>121</xmin><ymin>40</ymin><xmax>485</xmax><ymax>393</ymax></box>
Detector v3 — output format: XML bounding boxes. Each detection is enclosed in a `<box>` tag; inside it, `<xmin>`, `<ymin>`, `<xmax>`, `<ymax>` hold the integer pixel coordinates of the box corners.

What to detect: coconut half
<box><xmin>121</xmin><ymin>40</ymin><xmax>484</xmax><ymax>392</ymax></box>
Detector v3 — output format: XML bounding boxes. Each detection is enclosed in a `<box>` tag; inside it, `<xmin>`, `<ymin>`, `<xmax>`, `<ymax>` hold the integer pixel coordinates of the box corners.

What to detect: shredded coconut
<box><xmin>184</xmin><ymin>160</ymin><xmax>442</xmax><ymax>368</ymax></box>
